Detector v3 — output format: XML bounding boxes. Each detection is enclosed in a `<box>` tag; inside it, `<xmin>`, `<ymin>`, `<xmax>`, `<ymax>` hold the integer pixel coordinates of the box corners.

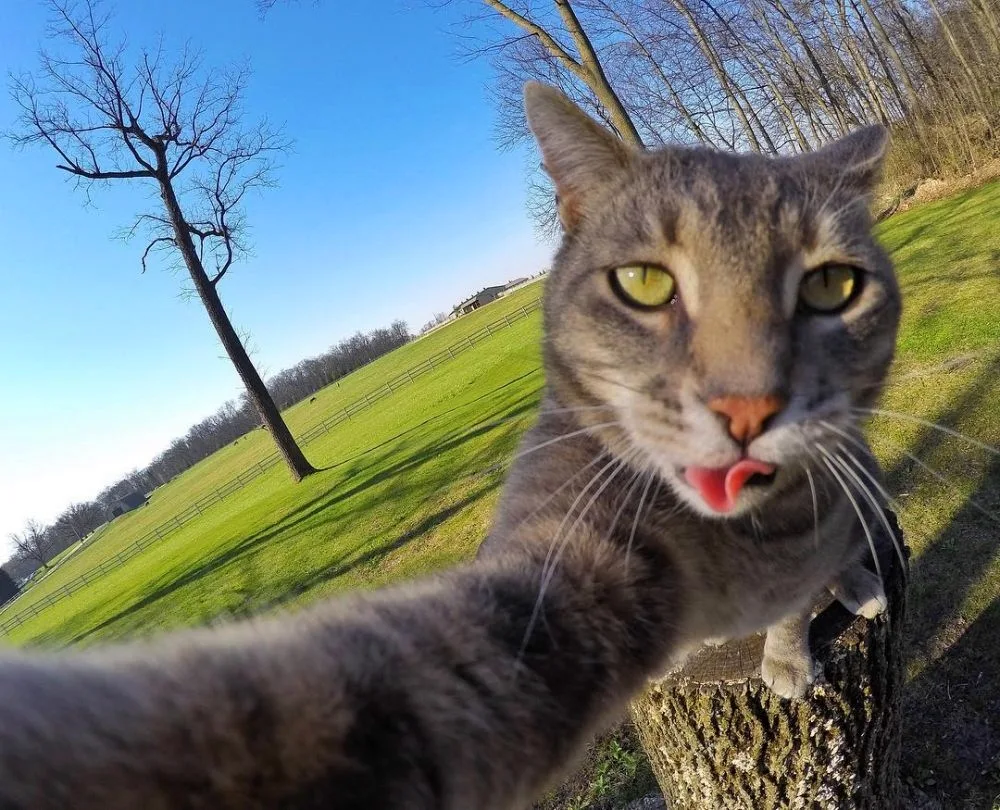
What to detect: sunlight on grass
<box><xmin>2</xmin><ymin>182</ymin><xmax>999</xmax><ymax>805</ymax></box>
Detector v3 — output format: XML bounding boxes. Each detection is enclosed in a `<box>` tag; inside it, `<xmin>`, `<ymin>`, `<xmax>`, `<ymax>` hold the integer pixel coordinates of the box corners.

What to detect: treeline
<box><xmin>267</xmin><ymin>321</ymin><xmax>411</xmax><ymax>409</ymax></box>
<box><xmin>3</xmin><ymin>320</ymin><xmax>411</xmax><ymax>579</ymax></box>
<box><xmin>477</xmin><ymin>0</ymin><xmax>1000</xmax><ymax>209</ymax></box>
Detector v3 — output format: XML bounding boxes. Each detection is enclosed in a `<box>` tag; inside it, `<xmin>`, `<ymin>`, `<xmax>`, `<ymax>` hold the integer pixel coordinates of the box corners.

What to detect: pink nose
<box><xmin>707</xmin><ymin>395</ymin><xmax>785</xmax><ymax>443</ymax></box>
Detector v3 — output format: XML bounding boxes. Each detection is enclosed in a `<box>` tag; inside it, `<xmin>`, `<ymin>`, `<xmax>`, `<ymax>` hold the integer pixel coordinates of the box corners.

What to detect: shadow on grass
<box><xmin>883</xmin><ymin>355</ymin><xmax>1000</xmax><ymax>660</ymax></box>
<box><xmin>66</xmin><ymin>383</ymin><xmax>543</xmax><ymax>644</ymax></box>
<box><xmin>73</xmin><ymin>478</ymin><xmax>502</xmax><ymax>644</ymax></box>
<box><xmin>878</xmin><ymin>356</ymin><xmax>1000</xmax><ymax>804</ymax></box>
<box><xmin>311</xmin><ymin>367</ymin><xmax>542</xmax><ymax>474</ymax></box>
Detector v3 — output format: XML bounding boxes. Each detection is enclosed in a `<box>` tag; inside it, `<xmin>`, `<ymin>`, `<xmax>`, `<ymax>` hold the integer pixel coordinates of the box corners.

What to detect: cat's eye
<box><xmin>798</xmin><ymin>264</ymin><xmax>861</xmax><ymax>313</ymax></box>
<box><xmin>610</xmin><ymin>264</ymin><xmax>676</xmax><ymax>309</ymax></box>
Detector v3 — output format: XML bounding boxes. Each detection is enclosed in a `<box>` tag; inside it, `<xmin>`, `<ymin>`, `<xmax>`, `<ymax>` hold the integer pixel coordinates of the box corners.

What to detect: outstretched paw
<box><xmin>830</xmin><ymin>565</ymin><xmax>887</xmax><ymax>620</ymax></box>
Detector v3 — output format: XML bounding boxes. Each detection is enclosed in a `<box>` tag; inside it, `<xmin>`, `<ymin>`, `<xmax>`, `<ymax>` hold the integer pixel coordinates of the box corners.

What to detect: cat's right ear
<box><xmin>523</xmin><ymin>82</ymin><xmax>632</xmax><ymax>231</ymax></box>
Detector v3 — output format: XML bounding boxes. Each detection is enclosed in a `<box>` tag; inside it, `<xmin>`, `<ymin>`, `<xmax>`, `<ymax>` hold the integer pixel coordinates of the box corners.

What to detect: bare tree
<box><xmin>9</xmin><ymin>0</ymin><xmax>316</xmax><ymax>481</ymax></box>
<box><xmin>9</xmin><ymin>520</ymin><xmax>53</xmax><ymax>573</ymax></box>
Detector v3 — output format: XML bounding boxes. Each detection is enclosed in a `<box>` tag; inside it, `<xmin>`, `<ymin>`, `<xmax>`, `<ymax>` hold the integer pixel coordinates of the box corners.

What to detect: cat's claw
<box><xmin>760</xmin><ymin>652</ymin><xmax>816</xmax><ymax>699</ymax></box>
<box><xmin>830</xmin><ymin>565</ymin><xmax>886</xmax><ymax>620</ymax></box>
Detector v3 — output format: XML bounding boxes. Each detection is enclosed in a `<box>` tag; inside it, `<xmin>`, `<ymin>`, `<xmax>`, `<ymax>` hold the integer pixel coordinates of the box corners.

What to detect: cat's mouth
<box><xmin>682</xmin><ymin>459</ymin><xmax>777</xmax><ymax>513</ymax></box>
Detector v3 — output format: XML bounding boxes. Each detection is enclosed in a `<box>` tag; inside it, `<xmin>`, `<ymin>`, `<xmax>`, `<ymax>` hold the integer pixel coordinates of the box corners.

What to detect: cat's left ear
<box><xmin>523</xmin><ymin>82</ymin><xmax>633</xmax><ymax>230</ymax></box>
<box><xmin>809</xmin><ymin>125</ymin><xmax>890</xmax><ymax>191</ymax></box>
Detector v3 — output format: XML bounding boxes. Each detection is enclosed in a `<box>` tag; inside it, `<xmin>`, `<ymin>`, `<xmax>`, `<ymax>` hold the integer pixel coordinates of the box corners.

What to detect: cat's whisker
<box><xmin>877</xmin><ymin>434</ymin><xmax>1000</xmax><ymax>528</ymax></box>
<box><xmin>575</xmin><ymin>368</ymin><xmax>655</xmax><ymax>399</ymax></box>
<box><xmin>538</xmin><ymin>404</ymin><xmax>616</xmax><ymax>417</ymax></box>
<box><xmin>851</xmin><ymin>407</ymin><xmax>1000</xmax><ymax>459</ymax></box>
<box><xmin>517</xmin><ymin>453</ymin><xmax>630</xmax><ymax>669</ymax></box>
<box><xmin>509</xmin><ymin>421</ymin><xmax>621</xmax><ymax>463</ymax></box>
<box><xmin>818</xmin><ymin>420</ymin><xmax>900</xmax><ymax>514</ymax></box>
<box><xmin>852</xmin><ymin>356</ymin><xmax>983</xmax><ymax>393</ymax></box>
<box><xmin>530</xmin><ymin>455</ymin><xmax>635</xmax><ymax>639</ymax></box>
<box><xmin>511</xmin><ymin>453</ymin><xmax>606</xmax><ymax>533</ymax></box>
<box><xmin>802</xmin><ymin>463</ymin><xmax>820</xmax><ymax>550</ymax></box>
<box><xmin>624</xmin><ymin>470</ymin><xmax>658</xmax><ymax>576</ymax></box>
<box><xmin>537</xmin><ymin>454</ymin><xmax>621</xmax><ymax>585</ymax></box>
<box><xmin>816</xmin><ymin>451</ymin><xmax>883</xmax><ymax>581</ymax></box>
<box><xmin>818</xmin><ymin>444</ymin><xmax>904</xmax><ymax>572</ymax></box>
<box><xmin>834</xmin><ymin>445</ymin><xmax>908</xmax><ymax>570</ymax></box>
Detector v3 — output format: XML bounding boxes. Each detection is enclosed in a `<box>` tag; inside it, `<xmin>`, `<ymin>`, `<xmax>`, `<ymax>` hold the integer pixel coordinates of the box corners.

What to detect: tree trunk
<box><xmin>631</xmin><ymin>516</ymin><xmax>906</xmax><ymax>808</ymax></box>
<box><xmin>553</xmin><ymin>0</ymin><xmax>643</xmax><ymax>147</ymax></box>
<box><xmin>668</xmin><ymin>0</ymin><xmax>768</xmax><ymax>153</ymax></box>
<box><xmin>157</xmin><ymin>173</ymin><xmax>316</xmax><ymax>482</ymax></box>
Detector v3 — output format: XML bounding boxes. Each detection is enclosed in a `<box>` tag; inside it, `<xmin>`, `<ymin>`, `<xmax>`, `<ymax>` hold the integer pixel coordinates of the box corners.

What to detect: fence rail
<box><xmin>0</xmin><ymin>299</ymin><xmax>542</xmax><ymax>633</ymax></box>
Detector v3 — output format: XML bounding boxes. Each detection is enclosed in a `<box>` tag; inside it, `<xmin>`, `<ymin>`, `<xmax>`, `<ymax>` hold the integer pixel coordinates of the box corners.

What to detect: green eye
<box><xmin>611</xmin><ymin>264</ymin><xmax>676</xmax><ymax>308</ymax></box>
<box><xmin>799</xmin><ymin>264</ymin><xmax>861</xmax><ymax>313</ymax></box>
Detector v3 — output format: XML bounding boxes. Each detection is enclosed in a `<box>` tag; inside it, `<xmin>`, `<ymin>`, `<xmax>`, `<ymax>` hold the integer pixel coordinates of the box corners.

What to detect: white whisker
<box><xmin>516</xmin><ymin>452</ymin><xmax>633</xmax><ymax>669</ymax></box>
<box><xmin>803</xmin><ymin>463</ymin><xmax>820</xmax><ymax>549</ymax></box>
<box><xmin>819</xmin><ymin>444</ymin><xmax>903</xmax><ymax>572</ymax></box>
<box><xmin>511</xmin><ymin>453</ymin><xmax>605</xmax><ymax>533</ymax></box>
<box><xmin>624</xmin><ymin>471</ymin><xmax>658</xmax><ymax>575</ymax></box>
<box><xmin>818</xmin><ymin>452</ymin><xmax>883</xmax><ymax>581</ymax></box>
<box><xmin>853</xmin><ymin>407</ymin><xmax>1000</xmax><ymax>459</ymax></box>
<box><xmin>509</xmin><ymin>421</ymin><xmax>621</xmax><ymax>463</ymax></box>
<box><xmin>877</xmin><ymin>435</ymin><xmax>1000</xmax><ymax>527</ymax></box>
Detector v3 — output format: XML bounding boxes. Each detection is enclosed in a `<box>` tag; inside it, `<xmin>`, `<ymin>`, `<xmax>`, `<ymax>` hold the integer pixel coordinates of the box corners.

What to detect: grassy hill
<box><xmin>0</xmin><ymin>281</ymin><xmax>547</xmax><ymax>643</ymax></box>
<box><xmin>2</xmin><ymin>182</ymin><xmax>1000</xmax><ymax>805</ymax></box>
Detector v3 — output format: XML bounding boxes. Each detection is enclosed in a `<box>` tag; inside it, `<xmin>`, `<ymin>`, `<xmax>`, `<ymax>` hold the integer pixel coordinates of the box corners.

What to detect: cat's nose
<box><xmin>707</xmin><ymin>394</ymin><xmax>786</xmax><ymax>444</ymax></box>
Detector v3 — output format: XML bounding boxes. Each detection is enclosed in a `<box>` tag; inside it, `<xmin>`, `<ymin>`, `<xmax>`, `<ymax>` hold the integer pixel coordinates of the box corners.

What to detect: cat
<box><xmin>0</xmin><ymin>83</ymin><xmax>899</xmax><ymax>810</ymax></box>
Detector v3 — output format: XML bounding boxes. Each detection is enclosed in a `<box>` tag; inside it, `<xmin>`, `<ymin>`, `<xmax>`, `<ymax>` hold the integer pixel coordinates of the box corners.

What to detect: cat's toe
<box><xmin>760</xmin><ymin>654</ymin><xmax>815</xmax><ymax>700</ymax></box>
<box><xmin>830</xmin><ymin>566</ymin><xmax>886</xmax><ymax>620</ymax></box>
<box><xmin>856</xmin><ymin>591</ymin><xmax>888</xmax><ymax>619</ymax></box>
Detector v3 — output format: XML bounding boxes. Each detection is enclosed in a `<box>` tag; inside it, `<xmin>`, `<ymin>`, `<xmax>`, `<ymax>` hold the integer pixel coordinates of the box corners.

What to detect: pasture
<box><xmin>3</xmin><ymin>183</ymin><xmax>1000</xmax><ymax>806</ymax></box>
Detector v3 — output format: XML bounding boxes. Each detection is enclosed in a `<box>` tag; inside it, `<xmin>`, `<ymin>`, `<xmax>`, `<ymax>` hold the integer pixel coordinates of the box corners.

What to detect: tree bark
<box><xmin>157</xmin><ymin>169</ymin><xmax>316</xmax><ymax>482</ymax></box>
<box><xmin>631</xmin><ymin>516</ymin><xmax>906</xmax><ymax>808</ymax></box>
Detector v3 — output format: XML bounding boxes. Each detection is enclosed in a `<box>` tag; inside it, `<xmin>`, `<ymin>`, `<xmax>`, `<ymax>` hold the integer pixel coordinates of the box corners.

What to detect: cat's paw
<box><xmin>760</xmin><ymin>651</ymin><xmax>816</xmax><ymax>700</ymax></box>
<box><xmin>830</xmin><ymin>565</ymin><xmax>886</xmax><ymax>620</ymax></box>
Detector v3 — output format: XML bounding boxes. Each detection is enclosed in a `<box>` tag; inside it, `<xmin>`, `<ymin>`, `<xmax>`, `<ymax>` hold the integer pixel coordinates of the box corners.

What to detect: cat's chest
<box><xmin>663</xmin><ymin>507</ymin><xmax>857</xmax><ymax>639</ymax></box>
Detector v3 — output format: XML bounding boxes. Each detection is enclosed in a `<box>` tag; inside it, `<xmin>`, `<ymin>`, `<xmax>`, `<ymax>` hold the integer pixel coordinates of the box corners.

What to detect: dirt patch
<box><xmin>878</xmin><ymin>159</ymin><xmax>1000</xmax><ymax>219</ymax></box>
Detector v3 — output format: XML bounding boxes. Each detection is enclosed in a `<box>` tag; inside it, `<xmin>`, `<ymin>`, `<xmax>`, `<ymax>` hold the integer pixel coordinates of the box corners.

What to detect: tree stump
<box><xmin>631</xmin><ymin>518</ymin><xmax>907</xmax><ymax>809</ymax></box>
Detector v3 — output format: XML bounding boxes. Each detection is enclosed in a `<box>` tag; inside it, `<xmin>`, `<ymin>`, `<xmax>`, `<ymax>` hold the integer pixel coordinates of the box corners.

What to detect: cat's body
<box><xmin>0</xmin><ymin>83</ymin><xmax>900</xmax><ymax>808</ymax></box>
<box><xmin>486</xmin><ymin>404</ymin><xmax>879</xmax><ymax>693</ymax></box>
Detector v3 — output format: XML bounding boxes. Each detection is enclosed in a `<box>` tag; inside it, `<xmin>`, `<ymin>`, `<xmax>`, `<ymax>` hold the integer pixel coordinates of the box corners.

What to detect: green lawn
<box><xmin>0</xmin><ymin>282</ymin><xmax>546</xmax><ymax>642</ymax></box>
<box><xmin>2</xmin><ymin>183</ymin><xmax>1000</xmax><ymax>806</ymax></box>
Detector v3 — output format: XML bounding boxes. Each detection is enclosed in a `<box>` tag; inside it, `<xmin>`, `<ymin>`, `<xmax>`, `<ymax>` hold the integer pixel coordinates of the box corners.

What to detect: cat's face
<box><xmin>526</xmin><ymin>83</ymin><xmax>901</xmax><ymax>518</ymax></box>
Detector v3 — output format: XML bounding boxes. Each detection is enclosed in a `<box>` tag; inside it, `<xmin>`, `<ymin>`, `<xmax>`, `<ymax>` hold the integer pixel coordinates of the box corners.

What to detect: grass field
<box><xmin>3</xmin><ymin>183</ymin><xmax>1000</xmax><ymax>806</ymax></box>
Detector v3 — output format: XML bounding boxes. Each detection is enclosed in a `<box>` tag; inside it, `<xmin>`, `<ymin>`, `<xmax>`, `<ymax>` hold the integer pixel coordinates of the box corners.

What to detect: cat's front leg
<box><xmin>829</xmin><ymin>562</ymin><xmax>887</xmax><ymax>620</ymax></box>
<box><xmin>760</xmin><ymin>611</ymin><xmax>815</xmax><ymax>699</ymax></box>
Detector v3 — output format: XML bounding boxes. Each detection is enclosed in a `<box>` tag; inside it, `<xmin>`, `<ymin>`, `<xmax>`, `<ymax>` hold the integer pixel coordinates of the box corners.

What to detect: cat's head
<box><xmin>526</xmin><ymin>83</ymin><xmax>901</xmax><ymax>518</ymax></box>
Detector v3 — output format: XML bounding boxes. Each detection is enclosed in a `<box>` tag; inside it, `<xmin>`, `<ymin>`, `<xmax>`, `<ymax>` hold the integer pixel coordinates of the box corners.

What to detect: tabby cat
<box><xmin>0</xmin><ymin>83</ymin><xmax>900</xmax><ymax>809</ymax></box>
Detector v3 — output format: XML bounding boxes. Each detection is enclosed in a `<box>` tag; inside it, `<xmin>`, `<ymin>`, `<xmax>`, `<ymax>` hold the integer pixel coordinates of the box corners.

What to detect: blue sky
<box><xmin>0</xmin><ymin>1</ymin><xmax>551</xmax><ymax>554</ymax></box>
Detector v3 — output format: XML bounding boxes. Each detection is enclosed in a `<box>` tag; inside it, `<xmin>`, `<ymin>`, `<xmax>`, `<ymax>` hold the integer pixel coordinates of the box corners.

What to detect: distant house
<box><xmin>452</xmin><ymin>284</ymin><xmax>507</xmax><ymax>318</ymax></box>
<box><xmin>109</xmin><ymin>491</ymin><xmax>149</xmax><ymax>519</ymax></box>
<box><xmin>504</xmin><ymin>277</ymin><xmax>529</xmax><ymax>291</ymax></box>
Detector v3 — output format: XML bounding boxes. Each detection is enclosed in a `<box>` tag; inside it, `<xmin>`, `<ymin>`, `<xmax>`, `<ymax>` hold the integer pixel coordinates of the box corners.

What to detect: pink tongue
<box><xmin>684</xmin><ymin>459</ymin><xmax>776</xmax><ymax>513</ymax></box>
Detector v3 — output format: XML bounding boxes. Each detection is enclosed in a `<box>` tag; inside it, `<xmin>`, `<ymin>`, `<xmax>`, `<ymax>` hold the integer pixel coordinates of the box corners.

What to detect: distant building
<box><xmin>109</xmin><ymin>491</ymin><xmax>149</xmax><ymax>519</ymax></box>
<box><xmin>452</xmin><ymin>284</ymin><xmax>507</xmax><ymax>318</ymax></box>
<box><xmin>504</xmin><ymin>277</ymin><xmax>529</xmax><ymax>291</ymax></box>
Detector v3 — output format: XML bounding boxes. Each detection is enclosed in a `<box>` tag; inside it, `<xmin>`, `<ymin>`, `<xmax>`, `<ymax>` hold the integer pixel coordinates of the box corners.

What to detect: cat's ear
<box><xmin>523</xmin><ymin>82</ymin><xmax>633</xmax><ymax>230</ymax></box>
<box><xmin>810</xmin><ymin>125</ymin><xmax>889</xmax><ymax>191</ymax></box>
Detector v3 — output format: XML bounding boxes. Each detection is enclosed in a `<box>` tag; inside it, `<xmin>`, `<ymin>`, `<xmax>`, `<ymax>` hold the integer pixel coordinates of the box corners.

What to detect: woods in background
<box><xmin>468</xmin><ymin>0</ymin><xmax>1000</xmax><ymax>213</ymax></box>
